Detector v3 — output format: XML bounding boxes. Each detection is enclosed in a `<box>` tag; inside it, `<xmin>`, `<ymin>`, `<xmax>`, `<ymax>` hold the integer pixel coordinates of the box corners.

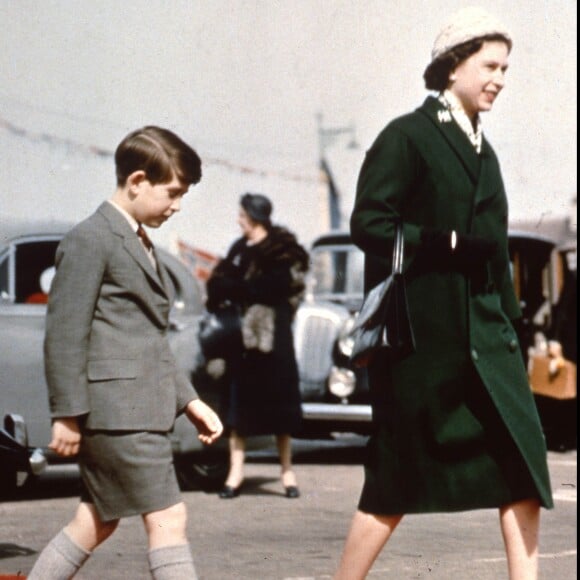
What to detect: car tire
<box><xmin>0</xmin><ymin>467</ymin><xmax>18</xmax><ymax>499</ymax></box>
<box><xmin>174</xmin><ymin>454</ymin><xmax>229</xmax><ymax>492</ymax></box>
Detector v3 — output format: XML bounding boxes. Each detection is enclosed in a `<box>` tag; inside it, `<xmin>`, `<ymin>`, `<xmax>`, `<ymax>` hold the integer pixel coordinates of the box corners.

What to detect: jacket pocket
<box><xmin>87</xmin><ymin>359</ymin><xmax>139</xmax><ymax>381</ymax></box>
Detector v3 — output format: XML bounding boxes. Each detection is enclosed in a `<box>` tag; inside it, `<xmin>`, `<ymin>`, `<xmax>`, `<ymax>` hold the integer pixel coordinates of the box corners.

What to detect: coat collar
<box><xmin>417</xmin><ymin>96</ymin><xmax>482</xmax><ymax>184</ymax></box>
<box><xmin>97</xmin><ymin>202</ymin><xmax>168</xmax><ymax>297</ymax></box>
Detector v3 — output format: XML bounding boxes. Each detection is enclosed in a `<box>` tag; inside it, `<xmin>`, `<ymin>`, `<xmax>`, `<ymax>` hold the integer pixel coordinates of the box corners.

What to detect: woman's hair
<box><xmin>240</xmin><ymin>193</ymin><xmax>273</xmax><ymax>229</ymax></box>
<box><xmin>114</xmin><ymin>126</ymin><xmax>202</xmax><ymax>186</ymax></box>
<box><xmin>423</xmin><ymin>34</ymin><xmax>510</xmax><ymax>92</ymax></box>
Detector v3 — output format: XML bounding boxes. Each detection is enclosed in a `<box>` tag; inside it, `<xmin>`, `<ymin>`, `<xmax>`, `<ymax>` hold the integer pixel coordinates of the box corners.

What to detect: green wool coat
<box><xmin>351</xmin><ymin>96</ymin><xmax>553</xmax><ymax>513</ymax></box>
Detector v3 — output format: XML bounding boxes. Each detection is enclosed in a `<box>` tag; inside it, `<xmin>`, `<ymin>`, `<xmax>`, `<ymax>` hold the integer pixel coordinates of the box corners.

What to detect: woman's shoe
<box><xmin>284</xmin><ymin>485</ymin><xmax>300</xmax><ymax>499</ymax></box>
<box><xmin>218</xmin><ymin>485</ymin><xmax>241</xmax><ymax>499</ymax></box>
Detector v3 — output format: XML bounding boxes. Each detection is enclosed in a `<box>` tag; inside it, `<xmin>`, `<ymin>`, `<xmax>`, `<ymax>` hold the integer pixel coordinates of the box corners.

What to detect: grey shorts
<box><xmin>78</xmin><ymin>430</ymin><xmax>182</xmax><ymax>522</ymax></box>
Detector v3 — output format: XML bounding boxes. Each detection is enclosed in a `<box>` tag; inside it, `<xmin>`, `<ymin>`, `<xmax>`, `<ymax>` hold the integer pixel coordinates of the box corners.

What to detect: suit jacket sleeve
<box><xmin>44</xmin><ymin>226</ymin><xmax>108</xmax><ymax>418</ymax></box>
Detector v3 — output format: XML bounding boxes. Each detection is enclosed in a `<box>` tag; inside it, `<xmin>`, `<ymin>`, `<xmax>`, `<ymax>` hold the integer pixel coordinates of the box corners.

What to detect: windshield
<box><xmin>309</xmin><ymin>245</ymin><xmax>365</xmax><ymax>299</ymax></box>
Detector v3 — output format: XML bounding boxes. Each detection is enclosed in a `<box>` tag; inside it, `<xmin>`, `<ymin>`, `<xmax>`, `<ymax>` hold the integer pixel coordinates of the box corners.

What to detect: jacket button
<box><xmin>471</xmin><ymin>349</ymin><xmax>479</xmax><ymax>361</ymax></box>
<box><xmin>509</xmin><ymin>339</ymin><xmax>518</xmax><ymax>352</ymax></box>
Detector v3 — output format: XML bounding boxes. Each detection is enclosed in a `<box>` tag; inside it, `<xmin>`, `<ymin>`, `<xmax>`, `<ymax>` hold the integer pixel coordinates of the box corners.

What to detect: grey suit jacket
<box><xmin>44</xmin><ymin>202</ymin><xmax>198</xmax><ymax>431</ymax></box>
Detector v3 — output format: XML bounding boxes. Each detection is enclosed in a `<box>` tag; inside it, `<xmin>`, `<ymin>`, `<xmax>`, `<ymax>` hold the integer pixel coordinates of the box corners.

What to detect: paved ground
<box><xmin>0</xmin><ymin>436</ymin><xmax>576</xmax><ymax>579</ymax></box>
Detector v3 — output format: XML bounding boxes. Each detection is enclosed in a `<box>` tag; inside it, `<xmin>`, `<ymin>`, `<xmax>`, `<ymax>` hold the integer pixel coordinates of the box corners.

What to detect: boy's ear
<box><xmin>127</xmin><ymin>170</ymin><xmax>148</xmax><ymax>194</ymax></box>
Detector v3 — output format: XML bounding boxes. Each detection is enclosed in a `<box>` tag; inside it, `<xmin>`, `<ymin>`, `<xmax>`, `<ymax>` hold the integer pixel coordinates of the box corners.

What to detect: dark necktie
<box><xmin>136</xmin><ymin>224</ymin><xmax>154</xmax><ymax>251</ymax></box>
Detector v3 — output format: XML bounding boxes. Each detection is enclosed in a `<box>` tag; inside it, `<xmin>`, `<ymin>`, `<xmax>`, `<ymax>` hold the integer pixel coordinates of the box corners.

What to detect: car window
<box><xmin>0</xmin><ymin>248</ymin><xmax>9</xmax><ymax>300</ymax></box>
<box><xmin>310</xmin><ymin>246</ymin><xmax>365</xmax><ymax>298</ymax></box>
<box><xmin>0</xmin><ymin>239</ymin><xmax>60</xmax><ymax>304</ymax></box>
<box><xmin>14</xmin><ymin>241</ymin><xmax>59</xmax><ymax>304</ymax></box>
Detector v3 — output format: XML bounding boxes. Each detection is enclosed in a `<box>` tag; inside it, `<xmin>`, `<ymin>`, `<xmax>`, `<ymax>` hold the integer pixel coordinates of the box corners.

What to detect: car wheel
<box><xmin>174</xmin><ymin>454</ymin><xmax>228</xmax><ymax>492</ymax></box>
<box><xmin>0</xmin><ymin>467</ymin><xmax>18</xmax><ymax>499</ymax></box>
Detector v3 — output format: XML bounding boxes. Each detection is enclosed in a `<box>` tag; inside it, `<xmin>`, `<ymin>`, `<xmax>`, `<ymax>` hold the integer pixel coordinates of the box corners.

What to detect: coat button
<box><xmin>509</xmin><ymin>339</ymin><xmax>518</xmax><ymax>353</ymax></box>
<box><xmin>471</xmin><ymin>349</ymin><xmax>479</xmax><ymax>361</ymax></box>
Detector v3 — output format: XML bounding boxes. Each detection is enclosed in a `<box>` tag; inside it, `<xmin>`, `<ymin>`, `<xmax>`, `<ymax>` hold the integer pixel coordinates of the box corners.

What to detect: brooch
<box><xmin>437</xmin><ymin>110</ymin><xmax>452</xmax><ymax>123</ymax></box>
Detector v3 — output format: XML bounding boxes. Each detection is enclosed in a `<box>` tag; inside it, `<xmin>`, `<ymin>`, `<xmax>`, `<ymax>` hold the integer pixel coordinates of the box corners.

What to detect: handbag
<box><xmin>197</xmin><ymin>302</ymin><xmax>242</xmax><ymax>360</ymax></box>
<box><xmin>349</xmin><ymin>223</ymin><xmax>415</xmax><ymax>368</ymax></box>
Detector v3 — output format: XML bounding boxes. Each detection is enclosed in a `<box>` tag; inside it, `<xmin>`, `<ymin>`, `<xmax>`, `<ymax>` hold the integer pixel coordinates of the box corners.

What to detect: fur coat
<box><xmin>205</xmin><ymin>226</ymin><xmax>309</xmax><ymax>436</ymax></box>
<box><xmin>207</xmin><ymin>226</ymin><xmax>309</xmax><ymax>353</ymax></box>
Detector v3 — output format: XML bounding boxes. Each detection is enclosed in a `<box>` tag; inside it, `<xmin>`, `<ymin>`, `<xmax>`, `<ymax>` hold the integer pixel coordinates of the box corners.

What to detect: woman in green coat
<box><xmin>334</xmin><ymin>7</ymin><xmax>552</xmax><ymax>580</ymax></box>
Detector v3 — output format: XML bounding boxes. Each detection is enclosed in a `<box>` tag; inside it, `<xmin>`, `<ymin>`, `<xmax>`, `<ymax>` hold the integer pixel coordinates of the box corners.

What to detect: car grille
<box><xmin>294</xmin><ymin>306</ymin><xmax>343</xmax><ymax>398</ymax></box>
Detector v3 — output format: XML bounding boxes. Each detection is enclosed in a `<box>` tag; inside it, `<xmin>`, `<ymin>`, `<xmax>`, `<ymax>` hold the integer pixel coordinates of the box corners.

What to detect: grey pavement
<box><xmin>0</xmin><ymin>437</ymin><xmax>576</xmax><ymax>579</ymax></box>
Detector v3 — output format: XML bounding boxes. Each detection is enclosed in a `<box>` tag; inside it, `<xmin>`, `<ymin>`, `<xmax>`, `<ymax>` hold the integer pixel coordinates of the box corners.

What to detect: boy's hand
<box><xmin>49</xmin><ymin>417</ymin><xmax>82</xmax><ymax>457</ymax></box>
<box><xmin>185</xmin><ymin>399</ymin><xmax>224</xmax><ymax>445</ymax></box>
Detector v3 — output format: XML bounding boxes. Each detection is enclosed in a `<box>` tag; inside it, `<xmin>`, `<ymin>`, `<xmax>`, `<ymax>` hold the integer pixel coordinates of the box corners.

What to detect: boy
<box><xmin>28</xmin><ymin>126</ymin><xmax>223</xmax><ymax>579</ymax></box>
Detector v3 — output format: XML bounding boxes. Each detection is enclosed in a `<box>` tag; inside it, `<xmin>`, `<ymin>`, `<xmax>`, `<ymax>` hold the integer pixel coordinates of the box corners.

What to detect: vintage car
<box><xmin>0</xmin><ymin>221</ymin><xmax>226</xmax><ymax>496</ymax></box>
<box><xmin>294</xmin><ymin>232</ymin><xmax>370</xmax><ymax>436</ymax></box>
<box><xmin>293</xmin><ymin>229</ymin><xmax>575</xmax><ymax>444</ymax></box>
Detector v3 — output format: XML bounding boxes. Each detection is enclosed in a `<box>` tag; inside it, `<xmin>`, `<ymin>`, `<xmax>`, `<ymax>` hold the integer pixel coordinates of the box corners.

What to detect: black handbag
<box><xmin>197</xmin><ymin>302</ymin><xmax>242</xmax><ymax>360</ymax></box>
<box><xmin>349</xmin><ymin>223</ymin><xmax>415</xmax><ymax>368</ymax></box>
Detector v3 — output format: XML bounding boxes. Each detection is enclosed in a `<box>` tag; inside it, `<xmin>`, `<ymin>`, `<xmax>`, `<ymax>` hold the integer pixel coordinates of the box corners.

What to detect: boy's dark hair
<box><xmin>115</xmin><ymin>126</ymin><xmax>202</xmax><ymax>186</ymax></box>
<box><xmin>423</xmin><ymin>34</ymin><xmax>510</xmax><ymax>92</ymax></box>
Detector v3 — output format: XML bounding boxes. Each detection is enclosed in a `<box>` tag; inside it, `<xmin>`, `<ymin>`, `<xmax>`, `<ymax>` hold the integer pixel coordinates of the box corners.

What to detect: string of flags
<box><xmin>0</xmin><ymin>115</ymin><xmax>112</xmax><ymax>158</ymax></box>
<box><xmin>0</xmin><ymin>114</ymin><xmax>321</xmax><ymax>184</ymax></box>
<box><xmin>176</xmin><ymin>239</ymin><xmax>220</xmax><ymax>283</ymax></box>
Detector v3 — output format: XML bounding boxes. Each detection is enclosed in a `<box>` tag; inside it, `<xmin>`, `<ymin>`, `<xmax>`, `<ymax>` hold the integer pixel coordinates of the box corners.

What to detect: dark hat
<box><xmin>240</xmin><ymin>193</ymin><xmax>273</xmax><ymax>227</ymax></box>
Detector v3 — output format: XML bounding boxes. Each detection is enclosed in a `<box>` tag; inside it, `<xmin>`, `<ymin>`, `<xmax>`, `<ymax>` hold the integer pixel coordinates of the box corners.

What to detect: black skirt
<box><xmin>225</xmin><ymin>350</ymin><xmax>303</xmax><ymax>437</ymax></box>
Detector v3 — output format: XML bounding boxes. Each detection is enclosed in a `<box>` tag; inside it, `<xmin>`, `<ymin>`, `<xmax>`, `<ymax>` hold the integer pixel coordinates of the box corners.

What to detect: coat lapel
<box><xmin>97</xmin><ymin>202</ymin><xmax>168</xmax><ymax>298</ymax></box>
<box><xmin>418</xmin><ymin>97</ymin><xmax>481</xmax><ymax>184</ymax></box>
<box><xmin>471</xmin><ymin>138</ymin><xmax>501</xmax><ymax>210</ymax></box>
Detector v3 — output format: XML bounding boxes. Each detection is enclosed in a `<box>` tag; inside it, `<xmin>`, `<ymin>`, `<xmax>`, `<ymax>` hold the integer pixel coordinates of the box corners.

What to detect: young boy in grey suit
<box><xmin>28</xmin><ymin>126</ymin><xmax>223</xmax><ymax>580</ymax></box>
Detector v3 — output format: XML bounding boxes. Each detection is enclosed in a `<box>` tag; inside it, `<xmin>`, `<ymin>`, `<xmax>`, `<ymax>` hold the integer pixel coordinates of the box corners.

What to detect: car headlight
<box><xmin>337</xmin><ymin>316</ymin><xmax>356</xmax><ymax>357</ymax></box>
<box><xmin>328</xmin><ymin>365</ymin><xmax>356</xmax><ymax>399</ymax></box>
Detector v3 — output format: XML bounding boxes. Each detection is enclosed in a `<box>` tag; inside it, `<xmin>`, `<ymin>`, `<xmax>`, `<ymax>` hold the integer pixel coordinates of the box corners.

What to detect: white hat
<box><xmin>431</xmin><ymin>6</ymin><xmax>512</xmax><ymax>61</ymax></box>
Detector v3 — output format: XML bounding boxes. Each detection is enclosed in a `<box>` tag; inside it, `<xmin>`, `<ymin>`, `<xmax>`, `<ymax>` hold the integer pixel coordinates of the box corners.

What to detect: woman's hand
<box><xmin>185</xmin><ymin>399</ymin><xmax>224</xmax><ymax>445</ymax></box>
<box><xmin>420</xmin><ymin>228</ymin><xmax>497</xmax><ymax>272</ymax></box>
<box><xmin>48</xmin><ymin>417</ymin><xmax>82</xmax><ymax>457</ymax></box>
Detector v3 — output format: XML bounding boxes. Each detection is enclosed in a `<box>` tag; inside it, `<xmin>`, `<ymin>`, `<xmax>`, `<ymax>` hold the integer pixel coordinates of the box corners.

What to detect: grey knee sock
<box><xmin>148</xmin><ymin>543</ymin><xmax>197</xmax><ymax>580</ymax></box>
<box><xmin>27</xmin><ymin>529</ymin><xmax>91</xmax><ymax>580</ymax></box>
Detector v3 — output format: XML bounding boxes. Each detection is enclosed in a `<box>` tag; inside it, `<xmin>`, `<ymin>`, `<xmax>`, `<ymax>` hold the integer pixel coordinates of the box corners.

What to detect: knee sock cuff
<box><xmin>148</xmin><ymin>543</ymin><xmax>193</xmax><ymax>571</ymax></box>
<box><xmin>55</xmin><ymin>529</ymin><xmax>91</xmax><ymax>567</ymax></box>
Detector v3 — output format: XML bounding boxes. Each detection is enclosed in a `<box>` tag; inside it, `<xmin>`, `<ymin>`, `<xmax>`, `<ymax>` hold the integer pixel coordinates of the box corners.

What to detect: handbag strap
<box><xmin>392</xmin><ymin>222</ymin><xmax>404</xmax><ymax>274</ymax></box>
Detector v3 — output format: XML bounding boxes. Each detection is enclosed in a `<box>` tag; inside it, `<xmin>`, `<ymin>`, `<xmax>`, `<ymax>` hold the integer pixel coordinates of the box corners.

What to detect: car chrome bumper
<box><xmin>301</xmin><ymin>403</ymin><xmax>372</xmax><ymax>422</ymax></box>
<box><xmin>2</xmin><ymin>414</ymin><xmax>47</xmax><ymax>475</ymax></box>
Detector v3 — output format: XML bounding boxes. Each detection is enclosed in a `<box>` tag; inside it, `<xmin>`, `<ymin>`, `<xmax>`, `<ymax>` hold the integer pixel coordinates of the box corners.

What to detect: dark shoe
<box><xmin>219</xmin><ymin>485</ymin><xmax>241</xmax><ymax>499</ymax></box>
<box><xmin>285</xmin><ymin>485</ymin><xmax>300</xmax><ymax>499</ymax></box>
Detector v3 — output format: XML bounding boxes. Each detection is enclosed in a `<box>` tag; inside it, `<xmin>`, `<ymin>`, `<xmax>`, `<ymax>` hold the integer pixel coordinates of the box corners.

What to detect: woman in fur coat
<box><xmin>206</xmin><ymin>193</ymin><xmax>309</xmax><ymax>499</ymax></box>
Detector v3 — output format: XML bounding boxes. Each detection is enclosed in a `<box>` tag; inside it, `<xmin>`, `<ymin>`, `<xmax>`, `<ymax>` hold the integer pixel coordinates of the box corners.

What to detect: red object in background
<box><xmin>177</xmin><ymin>240</ymin><xmax>220</xmax><ymax>282</ymax></box>
<box><xmin>24</xmin><ymin>292</ymin><xmax>48</xmax><ymax>304</ymax></box>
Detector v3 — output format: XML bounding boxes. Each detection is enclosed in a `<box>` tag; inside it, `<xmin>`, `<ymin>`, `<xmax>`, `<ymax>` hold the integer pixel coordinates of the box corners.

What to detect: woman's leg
<box><xmin>224</xmin><ymin>430</ymin><xmax>246</xmax><ymax>488</ymax></box>
<box><xmin>276</xmin><ymin>433</ymin><xmax>297</xmax><ymax>487</ymax></box>
<box><xmin>499</xmin><ymin>498</ymin><xmax>541</xmax><ymax>580</ymax></box>
<box><xmin>333</xmin><ymin>510</ymin><xmax>403</xmax><ymax>580</ymax></box>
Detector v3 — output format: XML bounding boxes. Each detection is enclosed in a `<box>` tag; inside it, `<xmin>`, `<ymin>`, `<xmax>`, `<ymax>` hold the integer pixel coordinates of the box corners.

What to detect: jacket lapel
<box><xmin>97</xmin><ymin>202</ymin><xmax>168</xmax><ymax>298</ymax></box>
<box><xmin>418</xmin><ymin>97</ymin><xmax>481</xmax><ymax>184</ymax></box>
<box><xmin>156</xmin><ymin>253</ymin><xmax>175</xmax><ymax>302</ymax></box>
<box><xmin>472</xmin><ymin>138</ymin><xmax>499</xmax><ymax>208</ymax></box>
